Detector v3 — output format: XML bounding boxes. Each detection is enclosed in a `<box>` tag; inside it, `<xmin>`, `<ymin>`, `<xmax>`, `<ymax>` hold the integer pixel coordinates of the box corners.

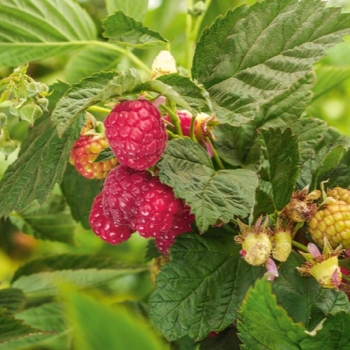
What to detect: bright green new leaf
<box><xmin>0</xmin><ymin>289</ymin><xmax>26</xmax><ymax>316</ymax></box>
<box><xmin>106</xmin><ymin>0</ymin><xmax>148</xmax><ymax>21</ymax></box>
<box><xmin>12</xmin><ymin>268</ymin><xmax>146</xmax><ymax>298</ymax></box>
<box><xmin>193</xmin><ymin>0</ymin><xmax>350</xmax><ymax>126</ymax></box>
<box><xmin>149</xmin><ymin>231</ymin><xmax>265</xmax><ymax>341</ymax></box>
<box><xmin>0</xmin><ymin>311</ymin><xmax>42</xmax><ymax>344</ymax></box>
<box><xmin>51</xmin><ymin>69</ymin><xmax>143</xmax><ymax>136</ymax></box>
<box><xmin>253</xmin><ymin>128</ymin><xmax>299</xmax><ymax>217</ymax></box>
<box><xmin>12</xmin><ymin>194</ymin><xmax>76</xmax><ymax>244</ymax></box>
<box><xmin>65</xmin><ymin>46</ymin><xmax>122</xmax><ymax>84</ymax></box>
<box><xmin>237</xmin><ymin>278</ymin><xmax>307</xmax><ymax>350</ymax></box>
<box><xmin>0</xmin><ymin>0</ymin><xmax>96</xmax><ymax>67</ymax></box>
<box><xmin>102</xmin><ymin>11</ymin><xmax>167</xmax><ymax>47</ymax></box>
<box><xmin>300</xmin><ymin>312</ymin><xmax>350</xmax><ymax>350</ymax></box>
<box><xmin>11</xmin><ymin>253</ymin><xmax>134</xmax><ymax>283</ymax></box>
<box><xmin>158</xmin><ymin>139</ymin><xmax>258</xmax><ymax>231</ymax></box>
<box><xmin>60</xmin><ymin>165</ymin><xmax>103</xmax><ymax>229</ymax></box>
<box><xmin>0</xmin><ymin>82</ymin><xmax>84</xmax><ymax>218</ymax></box>
<box><xmin>0</xmin><ymin>303</ymin><xmax>68</xmax><ymax>350</ymax></box>
<box><xmin>68</xmin><ymin>292</ymin><xmax>165</xmax><ymax>350</ymax></box>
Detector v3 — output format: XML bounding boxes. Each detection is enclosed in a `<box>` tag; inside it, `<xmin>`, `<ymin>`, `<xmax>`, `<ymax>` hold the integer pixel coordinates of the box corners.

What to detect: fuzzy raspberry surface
<box><xmin>104</xmin><ymin>100</ymin><xmax>167</xmax><ymax>170</ymax></box>
<box><xmin>70</xmin><ymin>134</ymin><xmax>117</xmax><ymax>179</ymax></box>
<box><xmin>90</xmin><ymin>165</ymin><xmax>194</xmax><ymax>254</ymax></box>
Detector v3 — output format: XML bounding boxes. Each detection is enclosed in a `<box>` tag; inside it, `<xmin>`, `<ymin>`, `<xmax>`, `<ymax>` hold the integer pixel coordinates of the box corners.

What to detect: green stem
<box><xmin>186</xmin><ymin>0</ymin><xmax>194</xmax><ymax>73</ymax></box>
<box><xmin>206</xmin><ymin>137</ymin><xmax>225</xmax><ymax>170</ymax></box>
<box><xmin>87</xmin><ymin>105</ymin><xmax>112</xmax><ymax>115</ymax></box>
<box><xmin>160</xmin><ymin>104</ymin><xmax>183</xmax><ymax>136</ymax></box>
<box><xmin>292</xmin><ymin>240</ymin><xmax>309</xmax><ymax>252</ymax></box>
<box><xmin>167</xmin><ymin>129</ymin><xmax>182</xmax><ymax>139</ymax></box>
<box><xmin>189</xmin><ymin>115</ymin><xmax>196</xmax><ymax>141</ymax></box>
<box><xmin>90</xmin><ymin>41</ymin><xmax>152</xmax><ymax>75</ymax></box>
<box><xmin>191</xmin><ymin>0</ymin><xmax>213</xmax><ymax>41</ymax></box>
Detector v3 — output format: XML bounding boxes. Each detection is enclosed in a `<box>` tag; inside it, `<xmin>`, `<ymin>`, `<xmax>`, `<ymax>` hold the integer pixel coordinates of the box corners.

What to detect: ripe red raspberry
<box><xmin>89</xmin><ymin>193</ymin><xmax>132</xmax><ymax>244</ymax></box>
<box><xmin>104</xmin><ymin>100</ymin><xmax>167</xmax><ymax>170</ymax></box>
<box><xmin>70</xmin><ymin>134</ymin><xmax>118</xmax><ymax>179</ymax></box>
<box><xmin>97</xmin><ymin>165</ymin><xmax>194</xmax><ymax>254</ymax></box>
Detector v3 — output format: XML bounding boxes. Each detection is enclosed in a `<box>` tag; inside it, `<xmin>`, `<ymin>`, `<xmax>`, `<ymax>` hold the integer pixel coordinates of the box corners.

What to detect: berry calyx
<box><xmin>104</xmin><ymin>99</ymin><xmax>168</xmax><ymax>170</ymax></box>
<box><xmin>70</xmin><ymin>134</ymin><xmax>117</xmax><ymax>179</ymax></box>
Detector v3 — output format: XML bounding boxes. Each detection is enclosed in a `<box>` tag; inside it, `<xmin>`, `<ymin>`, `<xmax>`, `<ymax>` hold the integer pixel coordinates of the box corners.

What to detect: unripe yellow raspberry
<box><xmin>308</xmin><ymin>200</ymin><xmax>350</xmax><ymax>249</ymax></box>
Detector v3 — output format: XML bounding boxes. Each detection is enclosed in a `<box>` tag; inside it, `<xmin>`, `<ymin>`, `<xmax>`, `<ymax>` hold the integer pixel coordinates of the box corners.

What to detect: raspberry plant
<box><xmin>2</xmin><ymin>0</ymin><xmax>350</xmax><ymax>349</ymax></box>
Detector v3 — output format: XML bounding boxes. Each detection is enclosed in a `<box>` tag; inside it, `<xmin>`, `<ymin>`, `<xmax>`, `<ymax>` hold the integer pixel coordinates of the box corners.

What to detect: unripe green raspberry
<box><xmin>308</xmin><ymin>200</ymin><xmax>350</xmax><ymax>249</ymax></box>
<box><xmin>272</xmin><ymin>229</ymin><xmax>292</xmax><ymax>262</ymax></box>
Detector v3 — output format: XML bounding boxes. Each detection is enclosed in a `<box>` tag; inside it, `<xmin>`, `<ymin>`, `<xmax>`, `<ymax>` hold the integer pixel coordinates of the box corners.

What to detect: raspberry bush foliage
<box><xmin>2</xmin><ymin>0</ymin><xmax>350</xmax><ymax>348</ymax></box>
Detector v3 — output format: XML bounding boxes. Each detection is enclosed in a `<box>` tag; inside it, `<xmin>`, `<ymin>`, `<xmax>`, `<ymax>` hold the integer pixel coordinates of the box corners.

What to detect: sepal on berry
<box><xmin>296</xmin><ymin>236</ymin><xmax>343</xmax><ymax>289</ymax></box>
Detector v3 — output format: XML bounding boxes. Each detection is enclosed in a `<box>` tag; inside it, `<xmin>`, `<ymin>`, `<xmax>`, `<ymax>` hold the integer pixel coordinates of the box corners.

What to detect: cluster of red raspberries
<box><xmin>85</xmin><ymin>99</ymin><xmax>194</xmax><ymax>255</ymax></box>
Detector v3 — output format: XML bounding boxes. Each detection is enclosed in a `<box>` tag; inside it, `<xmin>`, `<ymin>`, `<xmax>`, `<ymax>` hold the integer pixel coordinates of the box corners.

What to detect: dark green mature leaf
<box><xmin>12</xmin><ymin>253</ymin><xmax>124</xmax><ymax>283</ymax></box>
<box><xmin>0</xmin><ymin>0</ymin><xmax>96</xmax><ymax>67</ymax></box>
<box><xmin>193</xmin><ymin>0</ymin><xmax>350</xmax><ymax>126</ymax></box>
<box><xmin>0</xmin><ymin>82</ymin><xmax>84</xmax><ymax>218</ymax></box>
<box><xmin>60</xmin><ymin>164</ymin><xmax>103</xmax><ymax>229</ymax></box>
<box><xmin>68</xmin><ymin>292</ymin><xmax>165</xmax><ymax>350</ymax></box>
<box><xmin>157</xmin><ymin>74</ymin><xmax>211</xmax><ymax>112</ymax></box>
<box><xmin>65</xmin><ymin>46</ymin><xmax>122</xmax><ymax>84</ymax></box>
<box><xmin>149</xmin><ymin>231</ymin><xmax>265</xmax><ymax>341</ymax></box>
<box><xmin>52</xmin><ymin>69</ymin><xmax>143</xmax><ymax>136</ymax></box>
<box><xmin>0</xmin><ymin>303</ymin><xmax>68</xmax><ymax>350</ymax></box>
<box><xmin>0</xmin><ymin>311</ymin><xmax>42</xmax><ymax>344</ymax></box>
<box><xmin>158</xmin><ymin>139</ymin><xmax>258</xmax><ymax>231</ymax></box>
<box><xmin>298</xmin><ymin>127</ymin><xmax>349</xmax><ymax>189</ymax></box>
<box><xmin>102</xmin><ymin>11</ymin><xmax>167</xmax><ymax>47</ymax></box>
<box><xmin>200</xmin><ymin>326</ymin><xmax>242</xmax><ymax>350</ymax></box>
<box><xmin>237</xmin><ymin>278</ymin><xmax>307</xmax><ymax>350</ymax></box>
<box><xmin>272</xmin><ymin>251</ymin><xmax>350</xmax><ymax>331</ymax></box>
<box><xmin>13</xmin><ymin>194</ymin><xmax>75</xmax><ymax>244</ymax></box>
<box><xmin>300</xmin><ymin>312</ymin><xmax>350</xmax><ymax>350</ymax></box>
<box><xmin>106</xmin><ymin>0</ymin><xmax>148</xmax><ymax>21</ymax></box>
<box><xmin>0</xmin><ymin>289</ymin><xmax>26</xmax><ymax>316</ymax></box>
<box><xmin>253</xmin><ymin>128</ymin><xmax>299</xmax><ymax>217</ymax></box>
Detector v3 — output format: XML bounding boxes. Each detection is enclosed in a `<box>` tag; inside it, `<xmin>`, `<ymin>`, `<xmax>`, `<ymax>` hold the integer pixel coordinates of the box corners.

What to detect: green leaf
<box><xmin>192</xmin><ymin>0</ymin><xmax>350</xmax><ymax>126</ymax></box>
<box><xmin>94</xmin><ymin>147</ymin><xmax>115</xmax><ymax>163</ymax></box>
<box><xmin>157</xmin><ymin>74</ymin><xmax>211</xmax><ymax>112</ymax></box>
<box><xmin>11</xmin><ymin>253</ymin><xmax>125</xmax><ymax>283</ymax></box>
<box><xmin>253</xmin><ymin>128</ymin><xmax>299</xmax><ymax>217</ymax></box>
<box><xmin>12</xmin><ymin>194</ymin><xmax>75</xmax><ymax>244</ymax></box>
<box><xmin>312</xmin><ymin>65</ymin><xmax>350</xmax><ymax>101</ymax></box>
<box><xmin>158</xmin><ymin>139</ymin><xmax>258</xmax><ymax>231</ymax></box>
<box><xmin>300</xmin><ymin>312</ymin><xmax>350</xmax><ymax>350</ymax></box>
<box><xmin>272</xmin><ymin>251</ymin><xmax>350</xmax><ymax>331</ymax></box>
<box><xmin>106</xmin><ymin>0</ymin><xmax>148</xmax><ymax>21</ymax></box>
<box><xmin>141</xmin><ymin>80</ymin><xmax>194</xmax><ymax>112</ymax></box>
<box><xmin>237</xmin><ymin>278</ymin><xmax>307</xmax><ymax>350</ymax></box>
<box><xmin>149</xmin><ymin>231</ymin><xmax>265</xmax><ymax>341</ymax></box>
<box><xmin>0</xmin><ymin>303</ymin><xmax>68</xmax><ymax>350</ymax></box>
<box><xmin>102</xmin><ymin>11</ymin><xmax>167</xmax><ymax>47</ymax></box>
<box><xmin>298</xmin><ymin>127</ymin><xmax>349</xmax><ymax>189</ymax></box>
<box><xmin>51</xmin><ymin>69</ymin><xmax>143</xmax><ymax>136</ymax></box>
<box><xmin>0</xmin><ymin>289</ymin><xmax>26</xmax><ymax>316</ymax></box>
<box><xmin>0</xmin><ymin>82</ymin><xmax>84</xmax><ymax>218</ymax></box>
<box><xmin>67</xmin><ymin>292</ymin><xmax>165</xmax><ymax>350</ymax></box>
<box><xmin>0</xmin><ymin>311</ymin><xmax>42</xmax><ymax>344</ymax></box>
<box><xmin>60</xmin><ymin>164</ymin><xmax>103</xmax><ymax>229</ymax></box>
<box><xmin>200</xmin><ymin>326</ymin><xmax>242</xmax><ymax>350</ymax></box>
<box><xmin>65</xmin><ymin>46</ymin><xmax>122</xmax><ymax>84</ymax></box>
<box><xmin>12</xmin><ymin>268</ymin><xmax>145</xmax><ymax>298</ymax></box>
<box><xmin>0</xmin><ymin>0</ymin><xmax>96</xmax><ymax>67</ymax></box>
